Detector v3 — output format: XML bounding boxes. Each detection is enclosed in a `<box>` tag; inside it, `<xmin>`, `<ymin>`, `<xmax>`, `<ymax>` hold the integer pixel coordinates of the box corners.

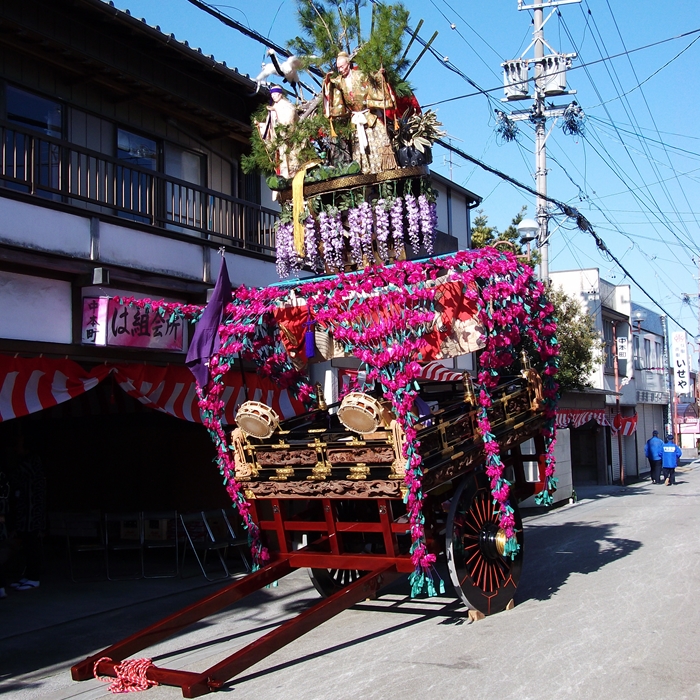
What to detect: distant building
<box><xmin>550</xmin><ymin>269</ymin><xmax>667</xmax><ymax>485</ymax></box>
<box><xmin>630</xmin><ymin>303</ymin><xmax>670</xmax><ymax>465</ymax></box>
<box><xmin>429</xmin><ymin>171</ymin><xmax>481</xmax><ymax>252</ymax></box>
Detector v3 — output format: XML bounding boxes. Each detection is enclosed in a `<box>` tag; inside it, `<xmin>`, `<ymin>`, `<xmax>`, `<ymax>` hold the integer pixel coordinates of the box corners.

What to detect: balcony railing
<box><xmin>0</xmin><ymin>120</ymin><xmax>279</xmax><ymax>255</ymax></box>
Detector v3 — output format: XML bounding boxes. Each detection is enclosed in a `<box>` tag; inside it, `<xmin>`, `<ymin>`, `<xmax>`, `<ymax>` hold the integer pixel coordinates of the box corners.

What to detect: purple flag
<box><xmin>186</xmin><ymin>258</ymin><xmax>232</xmax><ymax>390</ymax></box>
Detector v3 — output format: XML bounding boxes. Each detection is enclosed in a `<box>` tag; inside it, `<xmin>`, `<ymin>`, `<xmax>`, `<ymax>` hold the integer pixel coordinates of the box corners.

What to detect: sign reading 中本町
<box><xmin>81</xmin><ymin>297</ymin><xmax>184</xmax><ymax>351</ymax></box>
<box><xmin>671</xmin><ymin>331</ymin><xmax>689</xmax><ymax>396</ymax></box>
<box><xmin>616</xmin><ymin>336</ymin><xmax>628</xmax><ymax>361</ymax></box>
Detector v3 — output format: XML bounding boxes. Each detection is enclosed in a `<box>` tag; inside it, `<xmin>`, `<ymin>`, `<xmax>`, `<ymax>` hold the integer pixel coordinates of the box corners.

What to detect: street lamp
<box><xmin>517</xmin><ymin>218</ymin><xmax>539</xmax><ymax>263</ymax></box>
<box><xmin>632</xmin><ymin>308</ymin><xmax>647</xmax><ymax>333</ymax></box>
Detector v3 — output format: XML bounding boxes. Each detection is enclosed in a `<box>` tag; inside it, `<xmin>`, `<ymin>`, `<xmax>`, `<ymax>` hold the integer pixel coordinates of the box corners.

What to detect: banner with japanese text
<box><xmin>671</xmin><ymin>331</ymin><xmax>690</xmax><ymax>396</ymax></box>
<box><xmin>82</xmin><ymin>297</ymin><xmax>184</xmax><ymax>351</ymax></box>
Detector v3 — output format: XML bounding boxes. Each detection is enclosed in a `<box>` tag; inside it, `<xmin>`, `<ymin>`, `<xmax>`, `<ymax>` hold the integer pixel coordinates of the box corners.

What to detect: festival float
<box><xmin>73</xmin><ymin>2</ymin><xmax>559</xmax><ymax>696</ymax></box>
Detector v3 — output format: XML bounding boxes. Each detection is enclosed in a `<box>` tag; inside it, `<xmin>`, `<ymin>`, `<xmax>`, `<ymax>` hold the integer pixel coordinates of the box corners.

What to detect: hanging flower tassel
<box><xmin>304</xmin><ymin>215</ymin><xmax>323</xmax><ymax>273</ymax></box>
<box><xmin>196</xmin><ymin>375</ymin><xmax>270</xmax><ymax>571</ymax></box>
<box><xmin>418</xmin><ymin>193</ymin><xmax>436</xmax><ymax>255</ymax></box>
<box><xmin>374</xmin><ymin>198</ymin><xmax>391</xmax><ymax>262</ymax></box>
<box><xmin>389</xmin><ymin>196</ymin><xmax>405</xmax><ymax>257</ymax></box>
<box><xmin>405</xmin><ymin>193</ymin><xmax>421</xmax><ymax>254</ymax></box>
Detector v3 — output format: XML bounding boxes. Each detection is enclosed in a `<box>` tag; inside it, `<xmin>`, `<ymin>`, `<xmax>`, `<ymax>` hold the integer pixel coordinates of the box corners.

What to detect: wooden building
<box><xmin>0</xmin><ymin>0</ymin><xmax>281</xmax><ymax>518</ymax></box>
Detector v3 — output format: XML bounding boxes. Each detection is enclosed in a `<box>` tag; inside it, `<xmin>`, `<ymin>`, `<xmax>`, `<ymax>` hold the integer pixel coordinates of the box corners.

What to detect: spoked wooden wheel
<box><xmin>446</xmin><ymin>471</ymin><xmax>524</xmax><ymax>615</ymax></box>
<box><xmin>308</xmin><ymin>568</ymin><xmax>367</xmax><ymax>597</ymax></box>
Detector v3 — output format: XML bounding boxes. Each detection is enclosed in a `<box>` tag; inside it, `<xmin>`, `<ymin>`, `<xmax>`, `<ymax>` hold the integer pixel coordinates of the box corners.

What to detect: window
<box><xmin>240</xmin><ymin>170</ymin><xmax>261</xmax><ymax>205</ymax></box>
<box><xmin>117</xmin><ymin>129</ymin><xmax>157</xmax><ymax>169</ymax></box>
<box><xmin>644</xmin><ymin>338</ymin><xmax>651</xmax><ymax>370</ymax></box>
<box><xmin>655</xmin><ymin>342</ymin><xmax>663</xmax><ymax>371</ymax></box>
<box><xmin>164</xmin><ymin>144</ymin><xmax>204</xmax><ymax>186</ymax></box>
<box><xmin>4</xmin><ymin>85</ymin><xmax>62</xmax><ymax>197</ymax></box>
<box><xmin>116</xmin><ymin>128</ymin><xmax>158</xmax><ymax>222</ymax></box>
<box><xmin>633</xmin><ymin>335</ymin><xmax>641</xmax><ymax>370</ymax></box>
<box><xmin>164</xmin><ymin>143</ymin><xmax>206</xmax><ymax>231</ymax></box>
<box><xmin>603</xmin><ymin>319</ymin><xmax>614</xmax><ymax>371</ymax></box>
<box><xmin>6</xmin><ymin>85</ymin><xmax>62</xmax><ymax>137</ymax></box>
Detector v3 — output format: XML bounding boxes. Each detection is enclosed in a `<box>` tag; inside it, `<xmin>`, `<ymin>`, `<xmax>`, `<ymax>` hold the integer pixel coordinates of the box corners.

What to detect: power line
<box><xmin>423</xmin><ymin>26</ymin><xmax>700</xmax><ymax>108</ymax></box>
<box><xmin>583</xmin><ymin>2</ymin><xmax>700</xmax><ymax>249</ymax></box>
<box><xmin>558</xmin><ymin>12</ymin><xmax>698</xmax><ymax>266</ymax></box>
<box><xmin>584</xmin><ymin>31</ymin><xmax>700</xmax><ymax>110</ymax></box>
<box><xmin>183</xmin><ymin>0</ymin><xmax>325</xmax><ymax>77</ymax></box>
<box><xmin>435</xmin><ymin>138</ymin><xmax>693</xmax><ymax>334</ymax></box>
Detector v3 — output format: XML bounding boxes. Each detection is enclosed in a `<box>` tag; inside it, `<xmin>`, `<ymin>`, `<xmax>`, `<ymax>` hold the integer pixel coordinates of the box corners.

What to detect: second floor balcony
<box><xmin>0</xmin><ymin>120</ymin><xmax>279</xmax><ymax>258</ymax></box>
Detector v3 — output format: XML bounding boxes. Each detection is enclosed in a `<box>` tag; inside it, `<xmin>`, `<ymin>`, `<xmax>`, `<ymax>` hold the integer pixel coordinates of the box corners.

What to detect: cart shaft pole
<box><xmin>71</xmin><ymin>557</ymin><xmax>293</xmax><ymax>681</ymax></box>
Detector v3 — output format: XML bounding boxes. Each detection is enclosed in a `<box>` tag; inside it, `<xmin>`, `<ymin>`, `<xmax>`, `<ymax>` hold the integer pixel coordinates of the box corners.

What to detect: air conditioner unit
<box><xmin>542</xmin><ymin>55</ymin><xmax>570</xmax><ymax>95</ymax></box>
<box><xmin>502</xmin><ymin>60</ymin><xmax>530</xmax><ymax>100</ymax></box>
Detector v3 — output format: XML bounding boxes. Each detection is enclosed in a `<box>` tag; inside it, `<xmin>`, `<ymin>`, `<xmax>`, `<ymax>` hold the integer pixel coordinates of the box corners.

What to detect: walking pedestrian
<box><xmin>644</xmin><ymin>430</ymin><xmax>664</xmax><ymax>484</ymax></box>
<box><xmin>661</xmin><ymin>434</ymin><xmax>682</xmax><ymax>486</ymax></box>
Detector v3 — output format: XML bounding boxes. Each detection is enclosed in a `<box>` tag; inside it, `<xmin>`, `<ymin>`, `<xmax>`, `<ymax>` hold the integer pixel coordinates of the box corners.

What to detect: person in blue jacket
<box><xmin>661</xmin><ymin>434</ymin><xmax>682</xmax><ymax>486</ymax></box>
<box><xmin>644</xmin><ymin>430</ymin><xmax>664</xmax><ymax>484</ymax></box>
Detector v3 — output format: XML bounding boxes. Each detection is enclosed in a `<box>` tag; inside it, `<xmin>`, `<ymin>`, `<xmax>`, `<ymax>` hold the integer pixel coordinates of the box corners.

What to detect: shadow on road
<box><xmin>517</xmin><ymin>520</ymin><xmax>641</xmax><ymax>604</ymax></box>
<box><xmin>0</xmin><ymin>573</ymin><xmax>284</xmax><ymax>681</ymax></box>
<box><xmin>231</xmin><ymin>593</ymin><xmax>469</xmax><ymax>689</ymax></box>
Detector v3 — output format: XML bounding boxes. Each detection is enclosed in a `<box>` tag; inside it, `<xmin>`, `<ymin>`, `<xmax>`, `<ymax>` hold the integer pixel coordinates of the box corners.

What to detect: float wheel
<box><xmin>445</xmin><ymin>471</ymin><xmax>524</xmax><ymax>615</ymax></box>
<box><xmin>308</xmin><ymin>568</ymin><xmax>366</xmax><ymax>597</ymax></box>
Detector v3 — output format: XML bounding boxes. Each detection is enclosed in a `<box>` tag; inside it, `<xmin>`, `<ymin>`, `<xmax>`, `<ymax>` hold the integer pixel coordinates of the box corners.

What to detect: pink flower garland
<box><xmin>112</xmin><ymin>247</ymin><xmax>559</xmax><ymax>586</ymax></box>
<box><xmin>446</xmin><ymin>248</ymin><xmax>559</xmax><ymax>552</ymax></box>
<box><xmin>192</xmin><ymin>286</ymin><xmax>317</xmax><ymax>570</ymax></box>
<box><xmin>113</xmin><ymin>296</ymin><xmax>203</xmax><ymax>323</ymax></box>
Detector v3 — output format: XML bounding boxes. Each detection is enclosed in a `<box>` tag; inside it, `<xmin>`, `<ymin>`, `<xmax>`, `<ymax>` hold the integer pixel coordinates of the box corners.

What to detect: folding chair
<box><xmin>202</xmin><ymin>509</ymin><xmax>251</xmax><ymax>574</ymax></box>
<box><xmin>180</xmin><ymin>510</ymin><xmax>248</xmax><ymax>581</ymax></box>
<box><xmin>64</xmin><ymin>511</ymin><xmax>107</xmax><ymax>582</ymax></box>
<box><xmin>104</xmin><ymin>512</ymin><xmax>143</xmax><ymax>580</ymax></box>
<box><xmin>142</xmin><ymin>511</ymin><xmax>179</xmax><ymax>578</ymax></box>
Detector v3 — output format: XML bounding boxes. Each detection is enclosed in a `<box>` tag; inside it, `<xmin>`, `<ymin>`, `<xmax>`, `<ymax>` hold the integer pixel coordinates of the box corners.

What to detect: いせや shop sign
<box><xmin>81</xmin><ymin>297</ymin><xmax>183</xmax><ymax>351</ymax></box>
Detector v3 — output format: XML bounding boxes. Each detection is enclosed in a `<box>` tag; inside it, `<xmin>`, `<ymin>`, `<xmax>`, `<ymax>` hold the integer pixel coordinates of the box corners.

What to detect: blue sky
<box><xmin>117</xmin><ymin>0</ymin><xmax>700</xmax><ymax>338</ymax></box>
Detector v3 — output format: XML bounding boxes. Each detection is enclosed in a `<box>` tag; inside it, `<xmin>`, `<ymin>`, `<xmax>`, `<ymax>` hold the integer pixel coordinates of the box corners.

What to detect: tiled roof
<box><xmin>93</xmin><ymin>0</ymin><xmax>259</xmax><ymax>91</ymax></box>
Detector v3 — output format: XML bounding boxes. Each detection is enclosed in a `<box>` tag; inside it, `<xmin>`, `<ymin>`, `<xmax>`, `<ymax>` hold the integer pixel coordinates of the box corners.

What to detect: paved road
<box><xmin>3</xmin><ymin>463</ymin><xmax>700</xmax><ymax>699</ymax></box>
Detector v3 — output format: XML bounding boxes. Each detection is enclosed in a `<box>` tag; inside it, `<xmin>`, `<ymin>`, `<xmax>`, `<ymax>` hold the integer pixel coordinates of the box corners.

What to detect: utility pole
<box><xmin>533</xmin><ymin>4</ymin><xmax>548</xmax><ymax>282</ymax></box>
<box><xmin>502</xmin><ymin>0</ymin><xmax>580</xmax><ymax>283</ymax></box>
<box><xmin>612</xmin><ymin>321</ymin><xmax>625</xmax><ymax>484</ymax></box>
<box><xmin>662</xmin><ymin>314</ymin><xmax>674</xmax><ymax>438</ymax></box>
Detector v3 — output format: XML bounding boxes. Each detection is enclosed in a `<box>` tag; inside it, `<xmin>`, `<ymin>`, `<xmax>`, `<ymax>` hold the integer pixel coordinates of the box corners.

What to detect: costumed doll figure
<box><xmin>323</xmin><ymin>52</ymin><xmax>397</xmax><ymax>174</ymax></box>
<box><xmin>255</xmin><ymin>86</ymin><xmax>300</xmax><ymax>183</ymax></box>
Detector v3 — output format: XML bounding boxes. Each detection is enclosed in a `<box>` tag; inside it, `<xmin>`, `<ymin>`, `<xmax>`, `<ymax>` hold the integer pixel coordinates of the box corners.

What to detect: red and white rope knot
<box><xmin>93</xmin><ymin>656</ymin><xmax>158</xmax><ymax>693</ymax></box>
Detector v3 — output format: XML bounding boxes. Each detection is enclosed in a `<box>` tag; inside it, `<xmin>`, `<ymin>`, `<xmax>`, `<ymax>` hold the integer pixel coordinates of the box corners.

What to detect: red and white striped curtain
<box><xmin>556</xmin><ymin>408</ymin><xmax>637</xmax><ymax>435</ymax></box>
<box><xmin>0</xmin><ymin>355</ymin><xmax>303</xmax><ymax>424</ymax></box>
<box><xmin>418</xmin><ymin>361</ymin><xmax>466</xmax><ymax>383</ymax></box>
<box><xmin>0</xmin><ymin>356</ymin><xmax>110</xmax><ymax>421</ymax></box>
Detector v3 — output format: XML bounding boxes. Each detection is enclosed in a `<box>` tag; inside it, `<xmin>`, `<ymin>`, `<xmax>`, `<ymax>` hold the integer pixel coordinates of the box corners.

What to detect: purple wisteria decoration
<box><xmin>405</xmin><ymin>193</ymin><xmax>421</xmax><ymax>254</ymax></box>
<box><xmin>418</xmin><ymin>194</ymin><xmax>436</xmax><ymax>255</ymax></box>
<box><xmin>374</xmin><ymin>198</ymin><xmax>391</xmax><ymax>262</ymax></box>
<box><xmin>358</xmin><ymin>201</ymin><xmax>374</xmax><ymax>261</ymax></box>
<box><xmin>319</xmin><ymin>207</ymin><xmax>345</xmax><ymax>271</ymax></box>
<box><xmin>347</xmin><ymin>206</ymin><xmax>364</xmax><ymax>264</ymax></box>
<box><xmin>390</xmin><ymin>196</ymin><xmax>405</xmax><ymax>257</ymax></box>
<box><xmin>304</xmin><ymin>215</ymin><xmax>323</xmax><ymax>272</ymax></box>
<box><xmin>275</xmin><ymin>183</ymin><xmax>440</xmax><ymax>276</ymax></box>
<box><xmin>275</xmin><ymin>221</ymin><xmax>299</xmax><ymax>278</ymax></box>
